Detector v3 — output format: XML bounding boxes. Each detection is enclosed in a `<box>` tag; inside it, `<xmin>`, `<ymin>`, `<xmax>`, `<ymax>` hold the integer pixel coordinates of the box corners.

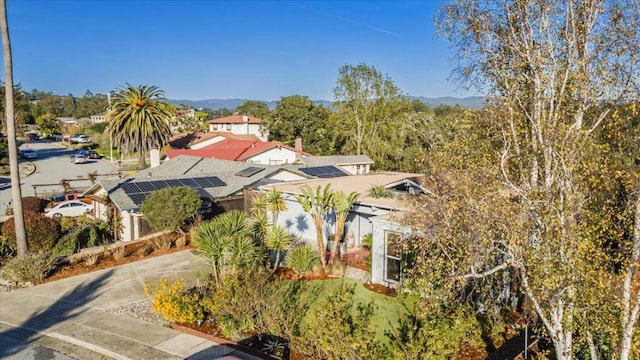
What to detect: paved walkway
<box><xmin>0</xmin><ymin>250</ymin><xmax>262</xmax><ymax>360</ymax></box>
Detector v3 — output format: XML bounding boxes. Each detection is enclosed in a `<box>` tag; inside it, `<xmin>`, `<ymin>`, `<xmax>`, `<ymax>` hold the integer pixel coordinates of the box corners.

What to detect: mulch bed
<box><xmin>46</xmin><ymin>237</ymin><xmax>194</xmax><ymax>283</ymax></box>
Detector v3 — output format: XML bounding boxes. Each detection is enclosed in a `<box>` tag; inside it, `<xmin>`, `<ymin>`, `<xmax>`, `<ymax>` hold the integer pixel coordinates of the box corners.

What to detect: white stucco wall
<box><xmin>121</xmin><ymin>210</ymin><xmax>134</xmax><ymax>242</ymax></box>
<box><xmin>191</xmin><ymin>136</ymin><xmax>226</xmax><ymax>150</ymax></box>
<box><xmin>208</xmin><ymin>123</ymin><xmax>267</xmax><ymax>141</ymax></box>
<box><xmin>339</xmin><ymin>164</ymin><xmax>371</xmax><ymax>175</ymax></box>
<box><xmin>268</xmin><ymin>171</ymin><xmax>307</xmax><ymax>182</ymax></box>
<box><xmin>247</xmin><ymin>147</ymin><xmax>298</xmax><ymax>165</ymax></box>
<box><xmin>273</xmin><ymin>196</ymin><xmax>386</xmax><ymax>255</ymax></box>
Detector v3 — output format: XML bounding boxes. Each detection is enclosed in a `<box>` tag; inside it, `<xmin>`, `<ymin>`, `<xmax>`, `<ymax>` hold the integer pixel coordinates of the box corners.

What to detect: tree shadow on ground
<box><xmin>0</xmin><ymin>269</ymin><xmax>114</xmax><ymax>358</ymax></box>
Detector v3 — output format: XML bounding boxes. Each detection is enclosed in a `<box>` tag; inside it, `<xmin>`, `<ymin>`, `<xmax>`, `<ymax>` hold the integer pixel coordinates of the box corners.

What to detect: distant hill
<box><xmin>170</xmin><ymin>96</ymin><xmax>484</xmax><ymax>111</ymax></box>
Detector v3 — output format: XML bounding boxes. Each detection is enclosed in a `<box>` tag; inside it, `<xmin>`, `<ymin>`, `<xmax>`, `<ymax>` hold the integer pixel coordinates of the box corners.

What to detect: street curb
<box><xmin>0</xmin><ymin>320</ymin><xmax>130</xmax><ymax>360</ymax></box>
<box><xmin>48</xmin><ymin>332</ymin><xmax>131</xmax><ymax>360</ymax></box>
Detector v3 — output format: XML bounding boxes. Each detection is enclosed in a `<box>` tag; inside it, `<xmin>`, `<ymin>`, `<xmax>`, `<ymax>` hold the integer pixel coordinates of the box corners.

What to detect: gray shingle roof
<box><xmin>300</xmin><ymin>155</ymin><xmax>374</xmax><ymax>167</ymax></box>
<box><xmin>88</xmin><ymin>155</ymin><xmax>372</xmax><ymax>212</ymax></box>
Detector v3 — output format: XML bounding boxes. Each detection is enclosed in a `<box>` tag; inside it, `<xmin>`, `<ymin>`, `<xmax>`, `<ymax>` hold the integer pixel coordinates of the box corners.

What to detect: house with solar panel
<box><xmin>258</xmin><ymin>172</ymin><xmax>427</xmax><ymax>286</ymax></box>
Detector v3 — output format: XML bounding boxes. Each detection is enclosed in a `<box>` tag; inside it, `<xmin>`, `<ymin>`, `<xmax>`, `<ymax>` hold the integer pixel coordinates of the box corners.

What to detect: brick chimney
<box><xmin>295</xmin><ymin>137</ymin><xmax>303</xmax><ymax>158</ymax></box>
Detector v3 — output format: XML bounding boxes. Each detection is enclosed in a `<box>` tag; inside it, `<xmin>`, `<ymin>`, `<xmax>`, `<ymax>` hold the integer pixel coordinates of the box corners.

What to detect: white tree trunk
<box><xmin>619</xmin><ymin>196</ymin><xmax>640</xmax><ymax>360</ymax></box>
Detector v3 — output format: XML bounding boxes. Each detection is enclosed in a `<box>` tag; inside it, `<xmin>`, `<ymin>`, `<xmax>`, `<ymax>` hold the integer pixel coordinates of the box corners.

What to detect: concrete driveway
<box><xmin>0</xmin><ymin>250</ymin><xmax>259</xmax><ymax>360</ymax></box>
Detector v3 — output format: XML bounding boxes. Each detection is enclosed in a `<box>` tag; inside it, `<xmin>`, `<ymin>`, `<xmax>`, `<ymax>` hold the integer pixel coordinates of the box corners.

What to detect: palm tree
<box><xmin>191</xmin><ymin>210</ymin><xmax>258</xmax><ymax>288</ymax></box>
<box><xmin>295</xmin><ymin>184</ymin><xmax>334</xmax><ymax>269</ymax></box>
<box><xmin>265</xmin><ymin>225</ymin><xmax>292</xmax><ymax>270</ymax></box>
<box><xmin>106</xmin><ymin>84</ymin><xmax>174</xmax><ymax>170</ymax></box>
<box><xmin>330</xmin><ymin>190</ymin><xmax>359</xmax><ymax>264</ymax></box>
<box><xmin>265</xmin><ymin>188</ymin><xmax>287</xmax><ymax>224</ymax></box>
<box><xmin>0</xmin><ymin>1</ymin><xmax>27</xmax><ymax>257</ymax></box>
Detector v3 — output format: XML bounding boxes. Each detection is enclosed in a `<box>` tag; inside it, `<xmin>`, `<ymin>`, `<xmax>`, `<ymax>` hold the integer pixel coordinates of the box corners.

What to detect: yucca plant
<box><xmin>295</xmin><ymin>184</ymin><xmax>333</xmax><ymax>269</ymax></box>
<box><xmin>285</xmin><ymin>244</ymin><xmax>320</xmax><ymax>274</ymax></box>
<box><xmin>265</xmin><ymin>188</ymin><xmax>287</xmax><ymax>224</ymax></box>
<box><xmin>265</xmin><ymin>225</ymin><xmax>292</xmax><ymax>270</ymax></box>
<box><xmin>330</xmin><ymin>190</ymin><xmax>359</xmax><ymax>264</ymax></box>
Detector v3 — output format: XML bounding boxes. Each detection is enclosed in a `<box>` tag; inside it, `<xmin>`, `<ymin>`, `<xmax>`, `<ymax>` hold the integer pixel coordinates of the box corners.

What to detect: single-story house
<box><xmin>83</xmin><ymin>156</ymin><xmax>318</xmax><ymax>242</ymax></box>
<box><xmin>258</xmin><ymin>172</ymin><xmax>427</xmax><ymax>286</ymax></box>
<box><xmin>207</xmin><ymin>114</ymin><xmax>268</xmax><ymax>141</ymax></box>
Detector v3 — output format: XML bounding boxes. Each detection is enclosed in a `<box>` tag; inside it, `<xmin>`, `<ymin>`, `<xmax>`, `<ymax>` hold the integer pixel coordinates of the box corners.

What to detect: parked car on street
<box><xmin>70</xmin><ymin>134</ymin><xmax>90</xmax><ymax>143</ymax></box>
<box><xmin>87</xmin><ymin>150</ymin><xmax>102</xmax><ymax>159</ymax></box>
<box><xmin>44</xmin><ymin>200</ymin><xmax>93</xmax><ymax>218</ymax></box>
<box><xmin>71</xmin><ymin>154</ymin><xmax>88</xmax><ymax>164</ymax></box>
<box><xmin>20</xmin><ymin>149</ymin><xmax>38</xmax><ymax>159</ymax></box>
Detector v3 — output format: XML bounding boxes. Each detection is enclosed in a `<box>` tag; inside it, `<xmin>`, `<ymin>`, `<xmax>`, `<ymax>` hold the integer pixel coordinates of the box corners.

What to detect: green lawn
<box><xmin>298</xmin><ymin>278</ymin><xmax>415</xmax><ymax>341</ymax></box>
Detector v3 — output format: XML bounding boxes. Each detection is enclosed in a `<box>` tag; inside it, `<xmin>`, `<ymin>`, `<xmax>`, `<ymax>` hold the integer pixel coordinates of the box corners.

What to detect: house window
<box><xmin>212</xmin><ymin>125</ymin><xmax>218</xmax><ymax>130</ymax></box>
<box><xmin>226</xmin><ymin>123</ymin><xmax>231</xmax><ymax>130</ymax></box>
<box><xmin>269</xmin><ymin>159</ymin><xmax>283</xmax><ymax>165</ymax></box>
<box><xmin>385</xmin><ymin>231</ymin><xmax>403</xmax><ymax>282</ymax></box>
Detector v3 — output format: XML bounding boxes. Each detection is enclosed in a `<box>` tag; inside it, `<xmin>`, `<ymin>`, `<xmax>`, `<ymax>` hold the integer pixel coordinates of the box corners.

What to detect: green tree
<box><xmin>106</xmin><ymin>84</ymin><xmax>174</xmax><ymax>170</ymax></box>
<box><xmin>0</xmin><ymin>0</ymin><xmax>27</xmax><ymax>257</ymax></box>
<box><xmin>265</xmin><ymin>95</ymin><xmax>334</xmax><ymax>154</ymax></box>
<box><xmin>295</xmin><ymin>184</ymin><xmax>333</xmax><ymax>269</ymax></box>
<box><xmin>235</xmin><ymin>100</ymin><xmax>271</xmax><ymax>119</ymax></box>
<box><xmin>140</xmin><ymin>186</ymin><xmax>201</xmax><ymax>232</ymax></box>
<box><xmin>407</xmin><ymin>1</ymin><xmax>640</xmax><ymax>359</ymax></box>
<box><xmin>35</xmin><ymin>112</ymin><xmax>60</xmax><ymax>136</ymax></box>
<box><xmin>330</xmin><ymin>190</ymin><xmax>359</xmax><ymax>264</ymax></box>
<box><xmin>332</xmin><ymin>63</ymin><xmax>402</xmax><ymax>156</ymax></box>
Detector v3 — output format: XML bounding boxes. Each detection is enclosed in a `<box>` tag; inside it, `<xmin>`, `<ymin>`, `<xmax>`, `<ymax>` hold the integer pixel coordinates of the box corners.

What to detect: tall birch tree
<box><xmin>406</xmin><ymin>1</ymin><xmax>640</xmax><ymax>359</ymax></box>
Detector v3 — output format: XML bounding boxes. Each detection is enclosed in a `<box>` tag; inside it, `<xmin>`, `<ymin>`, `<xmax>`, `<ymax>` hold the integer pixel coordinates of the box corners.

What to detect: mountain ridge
<box><xmin>170</xmin><ymin>96</ymin><xmax>484</xmax><ymax>111</ymax></box>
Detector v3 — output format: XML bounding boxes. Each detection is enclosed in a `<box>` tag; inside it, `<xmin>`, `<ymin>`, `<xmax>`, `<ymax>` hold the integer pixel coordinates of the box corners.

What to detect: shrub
<box><xmin>135</xmin><ymin>244</ymin><xmax>153</xmax><ymax>257</ymax></box>
<box><xmin>152</xmin><ymin>235</ymin><xmax>173</xmax><ymax>251</ymax></box>
<box><xmin>299</xmin><ymin>284</ymin><xmax>389</xmax><ymax>359</ymax></box>
<box><xmin>2</xmin><ymin>211</ymin><xmax>61</xmax><ymax>252</ymax></box>
<box><xmin>0</xmin><ymin>235</ymin><xmax>16</xmax><ymax>265</ymax></box>
<box><xmin>112</xmin><ymin>244</ymin><xmax>126</xmax><ymax>260</ymax></box>
<box><xmin>22</xmin><ymin>196</ymin><xmax>45</xmax><ymax>213</ymax></box>
<box><xmin>387</xmin><ymin>305</ymin><xmax>486</xmax><ymax>360</ymax></box>
<box><xmin>141</xmin><ymin>186</ymin><xmax>202</xmax><ymax>232</ymax></box>
<box><xmin>52</xmin><ymin>222</ymin><xmax>109</xmax><ymax>256</ymax></box>
<box><xmin>84</xmin><ymin>254</ymin><xmax>99</xmax><ymax>266</ymax></box>
<box><xmin>2</xmin><ymin>252</ymin><xmax>57</xmax><ymax>284</ymax></box>
<box><xmin>145</xmin><ymin>279</ymin><xmax>206</xmax><ymax>324</ymax></box>
<box><xmin>175</xmin><ymin>236</ymin><xmax>187</xmax><ymax>248</ymax></box>
<box><xmin>367</xmin><ymin>185</ymin><xmax>394</xmax><ymax>198</ymax></box>
<box><xmin>285</xmin><ymin>244</ymin><xmax>319</xmax><ymax>274</ymax></box>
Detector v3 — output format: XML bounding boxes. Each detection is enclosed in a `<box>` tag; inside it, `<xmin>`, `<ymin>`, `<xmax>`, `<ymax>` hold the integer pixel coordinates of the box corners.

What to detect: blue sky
<box><xmin>5</xmin><ymin>0</ymin><xmax>470</xmax><ymax>101</ymax></box>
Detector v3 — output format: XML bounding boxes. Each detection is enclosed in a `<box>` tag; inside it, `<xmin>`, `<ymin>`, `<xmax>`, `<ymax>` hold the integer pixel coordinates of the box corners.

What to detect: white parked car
<box><xmin>45</xmin><ymin>200</ymin><xmax>93</xmax><ymax>218</ymax></box>
<box><xmin>71</xmin><ymin>154</ymin><xmax>88</xmax><ymax>164</ymax></box>
<box><xmin>70</xmin><ymin>134</ymin><xmax>90</xmax><ymax>143</ymax></box>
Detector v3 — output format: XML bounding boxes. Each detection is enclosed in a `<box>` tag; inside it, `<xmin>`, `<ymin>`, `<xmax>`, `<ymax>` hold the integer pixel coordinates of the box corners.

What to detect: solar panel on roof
<box><xmin>179</xmin><ymin>178</ymin><xmax>198</xmax><ymax>188</ymax></box>
<box><xmin>299</xmin><ymin>166</ymin><xmax>348</xmax><ymax>178</ymax></box>
<box><xmin>193</xmin><ymin>178</ymin><xmax>211</xmax><ymax>188</ymax></box>
<box><xmin>149</xmin><ymin>180</ymin><xmax>168</xmax><ymax>190</ymax></box>
<box><xmin>202</xmin><ymin>176</ymin><xmax>226</xmax><ymax>187</ymax></box>
<box><xmin>135</xmin><ymin>182</ymin><xmax>156</xmax><ymax>192</ymax></box>
<box><xmin>235</xmin><ymin>166</ymin><xmax>265</xmax><ymax>177</ymax></box>
<box><xmin>129</xmin><ymin>193</ymin><xmax>147</xmax><ymax>205</ymax></box>
<box><xmin>196</xmin><ymin>188</ymin><xmax>212</xmax><ymax>199</ymax></box>
<box><xmin>121</xmin><ymin>182</ymin><xmax>142</xmax><ymax>194</ymax></box>
<box><xmin>165</xmin><ymin>179</ymin><xmax>182</xmax><ymax>187</ymax></box>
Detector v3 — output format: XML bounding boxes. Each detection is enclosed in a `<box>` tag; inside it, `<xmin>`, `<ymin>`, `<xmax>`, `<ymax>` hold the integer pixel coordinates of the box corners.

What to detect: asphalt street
<box><xmin>0</xmin><ymin>140</ymin><xmax>118</xmax><ymax>215</ymax></box>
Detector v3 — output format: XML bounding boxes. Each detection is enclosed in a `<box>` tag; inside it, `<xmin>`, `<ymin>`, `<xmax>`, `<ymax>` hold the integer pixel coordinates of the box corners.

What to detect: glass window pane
<box><xmin>386</xmin><ymin>258</ymin><xmax>401</xmax><ymax>282</ymax></box>
<box><xmin>386</xmin><ymin>232</ymin><xmax>402</xmax><ymax>258</ymax></box>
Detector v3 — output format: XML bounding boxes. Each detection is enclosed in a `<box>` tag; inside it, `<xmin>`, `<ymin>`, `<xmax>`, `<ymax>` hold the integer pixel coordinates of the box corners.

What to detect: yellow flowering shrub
<box><xmin>144</xmin><ymin>279</ymin><xmax>205</xmax><ymax>324</ymax></box>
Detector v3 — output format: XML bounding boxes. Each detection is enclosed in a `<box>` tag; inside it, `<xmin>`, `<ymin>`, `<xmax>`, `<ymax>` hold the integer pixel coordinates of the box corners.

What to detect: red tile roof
<box><xmin>168</xmin><ymin>131</ymin><xmax>261</xmax><ymax>149</ymax></box>
<box><xmin>207</xmin><ymin>114</ymin><xmax>263</xmax><ymax>124</ymax></box>
<box><xmin>165</xmin><ymin>138</ymin><xmax>309</xmax><ymax>161</ymax></box>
